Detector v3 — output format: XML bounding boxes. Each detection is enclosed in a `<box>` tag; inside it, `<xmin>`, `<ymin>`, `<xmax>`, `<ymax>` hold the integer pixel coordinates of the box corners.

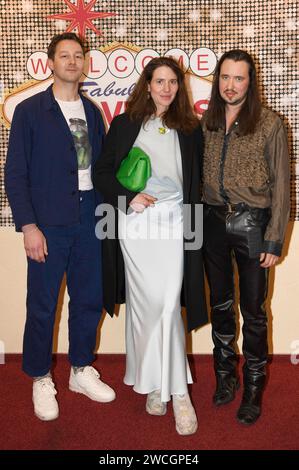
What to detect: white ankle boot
<box><xmin>172</xmin><ymin>393</ymin><xmax>198</xmax><ymax>435</ymax></box>
<box><xmin>146</xmin><ymin>390</ymin><xmax>167</xmax><ymax>416</ymax></box>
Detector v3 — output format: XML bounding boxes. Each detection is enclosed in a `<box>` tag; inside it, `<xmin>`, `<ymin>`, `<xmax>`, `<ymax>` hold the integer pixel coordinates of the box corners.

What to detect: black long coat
<box><xmin>93</xmin><ymin>113</ymin><xmax>208</xmax><ymax>332</ymax></box>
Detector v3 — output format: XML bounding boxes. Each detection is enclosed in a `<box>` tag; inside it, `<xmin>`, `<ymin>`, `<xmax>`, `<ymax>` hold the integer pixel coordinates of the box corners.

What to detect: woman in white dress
<box><xmin>93</xmin><ymin>57</ymin><xmax>208</xmax><ymax>435</ymax></box>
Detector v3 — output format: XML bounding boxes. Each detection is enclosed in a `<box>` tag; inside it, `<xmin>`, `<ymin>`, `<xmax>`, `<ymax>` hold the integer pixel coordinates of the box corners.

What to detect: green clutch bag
<box><xmin>116</xmin><ymin>146</ymin><xmax>151</xmax><ymax>192</ymax></box>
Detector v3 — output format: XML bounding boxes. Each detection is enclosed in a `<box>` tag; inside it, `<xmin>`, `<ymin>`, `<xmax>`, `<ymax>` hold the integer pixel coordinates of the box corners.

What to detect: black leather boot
<box><xmin>237</xmin><ymin>277</ymin><xmax>268</xmax><ymax>425</ymax></box>
<box><xmin>211</xmin><ymin>302</ymin><xmax>239</xmax><ymax>406</ymax></box>
<box><xmin>235</xmin><ymin>250</ymin><xmax>268</xmax><ymax>425</ymax></box>
<box><xmin>213</xmin><ymin>373</ymin><xmax>240</xmax><ymax>406</ymax></box>
<box><xmin>237</xmin><ymin>383</ymin><xmax>263</xmax><ymax>425</ymax></box>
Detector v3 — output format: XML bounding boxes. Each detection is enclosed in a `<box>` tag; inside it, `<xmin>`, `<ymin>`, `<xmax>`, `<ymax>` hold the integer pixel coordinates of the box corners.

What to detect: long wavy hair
<box><xmin>126</xmin><ymin>56</ymin><xmax>198</xmax><ymax>134</ymax></box>
<box><xmin>205</xmin><ymin>49</ymin><xmax>262</xmax><ymax>135</ymax></box>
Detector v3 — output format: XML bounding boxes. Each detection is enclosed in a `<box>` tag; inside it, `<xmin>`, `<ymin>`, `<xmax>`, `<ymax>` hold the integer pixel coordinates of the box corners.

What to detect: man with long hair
<box><xmin>202</xmin><ymin>50</ymin><xmax>289</xmax><ymax>425</ymax></box>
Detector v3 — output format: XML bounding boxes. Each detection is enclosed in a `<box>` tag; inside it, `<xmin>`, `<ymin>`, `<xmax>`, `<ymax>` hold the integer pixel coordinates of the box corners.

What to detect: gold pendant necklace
<box><xmin>158</xmin><ymin>126</ymin><xmax>170</xmax><ymax>135</ymax></box>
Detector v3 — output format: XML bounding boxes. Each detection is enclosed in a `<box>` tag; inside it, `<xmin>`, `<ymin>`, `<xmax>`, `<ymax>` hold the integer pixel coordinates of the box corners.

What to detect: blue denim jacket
<box><xmin>5</xmin><ymin>84</ymin><xmax>105</xmax><ymax>231</ymax></box>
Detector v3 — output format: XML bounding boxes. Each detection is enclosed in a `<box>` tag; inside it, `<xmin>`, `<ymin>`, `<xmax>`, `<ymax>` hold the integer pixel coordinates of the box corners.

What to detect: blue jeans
<box><xmin>23</xmin><ymin>190</ymin><xmax>103</xmax><ymax>376</ymax></box>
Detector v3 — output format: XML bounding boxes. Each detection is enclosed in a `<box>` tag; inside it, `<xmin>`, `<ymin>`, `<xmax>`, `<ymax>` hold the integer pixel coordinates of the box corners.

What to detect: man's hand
<box><xmin>260</xmin><ymin>252</ymin><xmax>279</xmax><ymax>268</ymax></box>
<box><xmin>22</xmin><ymin>224</ymin><xmax>48</xmax><ymax>263</ymax></box>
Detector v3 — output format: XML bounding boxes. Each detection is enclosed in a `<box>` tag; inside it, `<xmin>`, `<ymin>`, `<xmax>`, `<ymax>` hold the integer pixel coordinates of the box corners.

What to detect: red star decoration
<box><xmin>47</xmin><ymin>0</ymin><xmax>116</xmax><ymax>38</ymax></box>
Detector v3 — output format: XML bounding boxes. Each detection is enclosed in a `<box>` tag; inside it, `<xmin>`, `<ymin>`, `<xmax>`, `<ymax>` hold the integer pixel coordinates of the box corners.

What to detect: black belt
<box><xmin>205</xmin><ymin>203</ymin><xmax>270</xmax><ymax>222</ymax></box>
<box><xmin>205</xmin><ymin>202</ymin><xmax>249</xmax><ymax>214</ymax></box>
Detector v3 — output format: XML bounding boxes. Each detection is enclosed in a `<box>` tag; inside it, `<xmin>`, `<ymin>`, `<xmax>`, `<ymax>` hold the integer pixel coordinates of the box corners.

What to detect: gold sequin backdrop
<box><xmin>0</xmin><ymin>0</ymin><xmax>298</xmax><ymax>223</ymax></box>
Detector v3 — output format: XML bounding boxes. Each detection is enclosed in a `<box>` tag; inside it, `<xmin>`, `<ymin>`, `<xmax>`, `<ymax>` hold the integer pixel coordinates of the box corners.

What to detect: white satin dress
<box><xmin>118</xmin><ymin>117</ymin><xmax>192</xmax><ymax>402</ymax></box>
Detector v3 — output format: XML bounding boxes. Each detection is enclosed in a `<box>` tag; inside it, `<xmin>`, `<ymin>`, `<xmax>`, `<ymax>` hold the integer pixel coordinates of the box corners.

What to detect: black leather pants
<box><xmin>203</xmin><ymin>205</ymin><xmax>269</xmax><ymax>389</ymax></box>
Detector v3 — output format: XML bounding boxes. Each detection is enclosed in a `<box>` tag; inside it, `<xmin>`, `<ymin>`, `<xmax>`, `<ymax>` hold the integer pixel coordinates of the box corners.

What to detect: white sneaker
<box><xmin>146</xmin><ymin>390</ymin><xmax>167</xmax><ymax>416</ymax></box>
<box><xmin>172</xmin><ymin>393</ymin><xmax>198</xmax><ymax>435</ymax></box>
<box><xmin>32</xmin><ymin>376</ymin><xmax>59</xmax><ymax>421</ymax></box>
<box><xmin>69</xmin><ymin>366</ymin><xmax>116</xmax><ymax>403</ymax></box>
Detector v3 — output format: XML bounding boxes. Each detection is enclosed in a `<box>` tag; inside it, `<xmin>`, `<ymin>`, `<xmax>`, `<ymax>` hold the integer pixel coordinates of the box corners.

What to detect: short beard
<box><xmin>223</xmin><ymin>95</ymin><xmax>247</xmax><ymax>107</ymax></box>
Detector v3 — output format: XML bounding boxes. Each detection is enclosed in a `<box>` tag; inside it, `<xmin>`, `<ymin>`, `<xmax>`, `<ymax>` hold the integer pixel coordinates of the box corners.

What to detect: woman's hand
<box><xmin>129</xmin><ymin>193</ymin><xmax>157</xmax><ymax>212</ymax></box>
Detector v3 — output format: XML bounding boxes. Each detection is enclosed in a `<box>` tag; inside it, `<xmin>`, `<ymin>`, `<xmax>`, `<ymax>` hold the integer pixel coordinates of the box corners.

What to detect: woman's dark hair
<box><xmin>47</xmin><ymin>33</ymin><xmax>85</xmax><ymax>60</ymax></box>
<box><xmin>126</xmin><ymin>56</ymin><xmax>198</xmax><ymax>134</ymax></box>
<box><xmin>205</xmin><ymin>49</ymin><xmax>261</xmax><ymax>135</ymax></box>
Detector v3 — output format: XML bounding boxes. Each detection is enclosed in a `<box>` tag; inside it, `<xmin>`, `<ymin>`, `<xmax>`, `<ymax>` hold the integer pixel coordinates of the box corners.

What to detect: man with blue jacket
<box><xmin>5</xmin><ymin>32</ymin><xmax>115</xmax><ymax>421</ymax></box>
